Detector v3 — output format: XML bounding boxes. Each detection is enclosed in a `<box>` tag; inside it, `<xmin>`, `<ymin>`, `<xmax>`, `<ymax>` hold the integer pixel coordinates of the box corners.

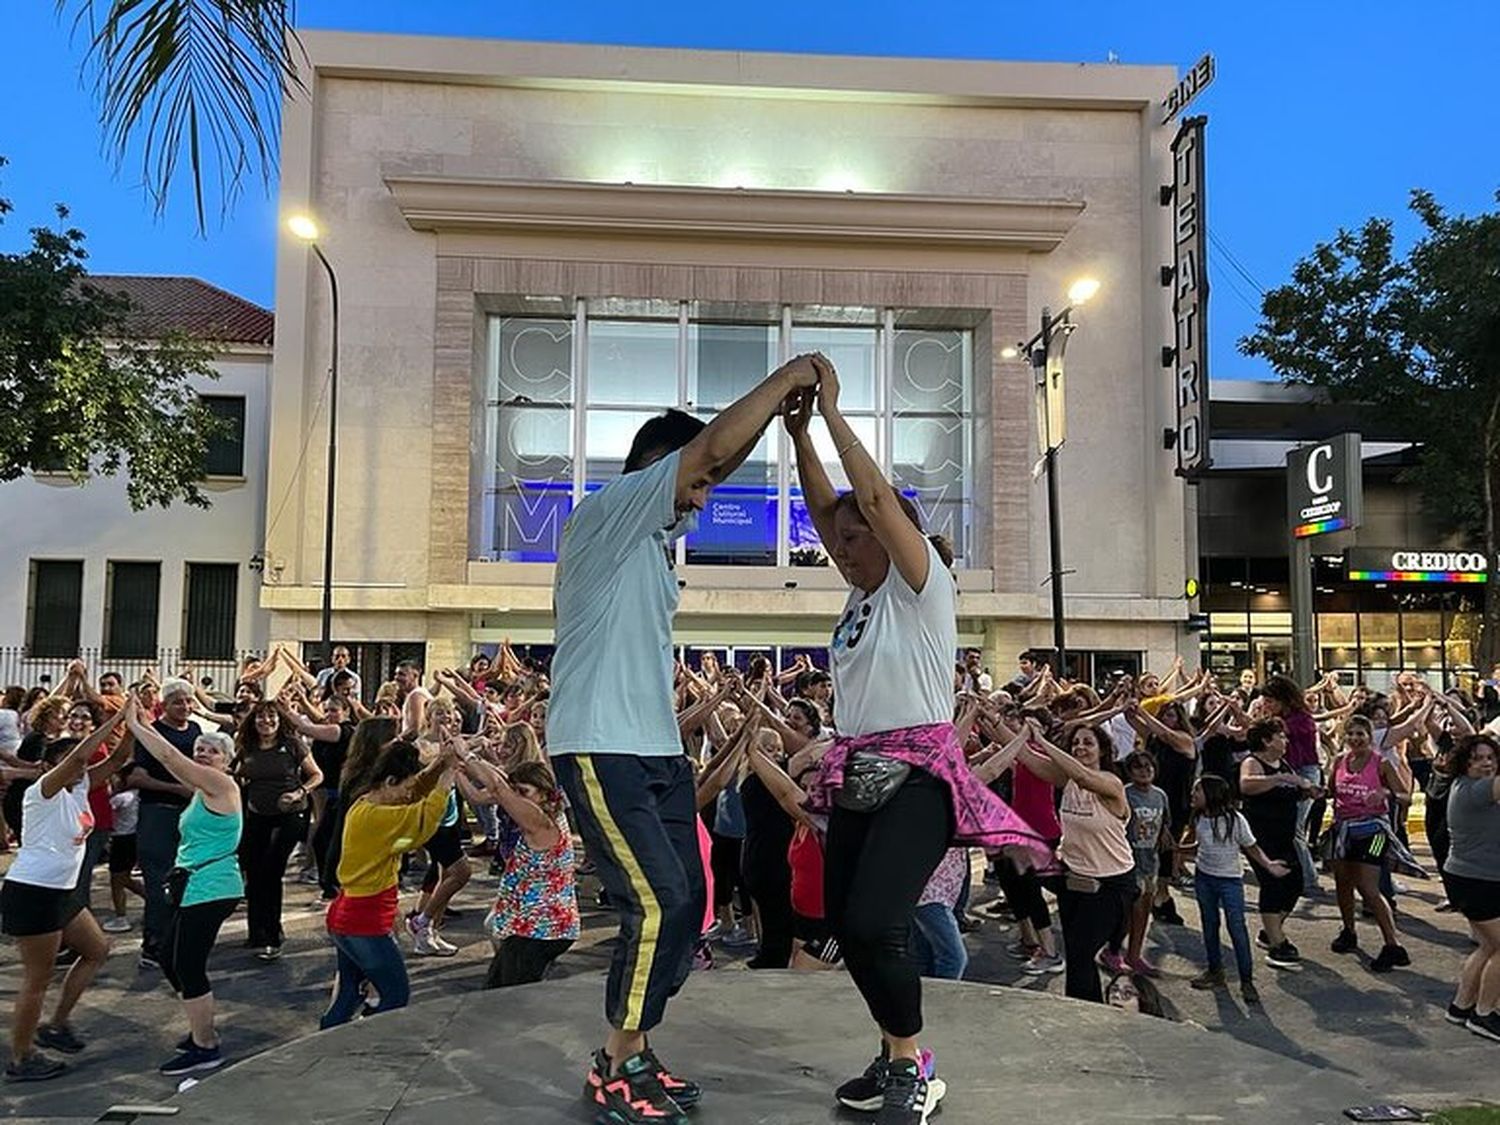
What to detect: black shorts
<box><xmin>1252</xmin><ymin>852</ymin><xmax>1303</xmax><ymax>914</ymax></box>
<box><xmin>1338</xmin><ymin>827</ymin><xmax>1390</xmax><ymax>867</ymax></box>
<box><xmin>426</xmin><ymin>824</ymin><xmax>466</xmax><ymax>869</ymax></box>
<box><xmin>1443</xmin><ymin>871</ymin><xmax>1500</xmax><ymax>924</ymax></box>
<box><xmin>0</xmin><ymin>879</ymin><xmax>82</xmax><ymax>937</ymax></box>
<box><xmin>108</xmin><ymin>833</ymin><xmax>138</xmax><ymax>875</ymax></box>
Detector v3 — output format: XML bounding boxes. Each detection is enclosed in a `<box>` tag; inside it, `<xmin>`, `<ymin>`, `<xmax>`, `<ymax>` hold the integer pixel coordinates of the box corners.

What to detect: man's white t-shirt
<box><xmin>7</xmin><ymin>777</ymin><xmax>95</xmax><ymax>890</ymax></box>
<box><xmin>831</xmin><ymin>539</ymin><xmax>957</xmax><ymax>738</ymax></box>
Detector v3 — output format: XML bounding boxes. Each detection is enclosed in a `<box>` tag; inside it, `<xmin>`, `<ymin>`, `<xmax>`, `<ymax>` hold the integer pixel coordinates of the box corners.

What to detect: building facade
<box><xmin>267</xmin><ymin>34</ymin><xmax>1196</xmax><ymax>681</ymax></box>
<box><xmin>1</xmin><ymin>276</ymin><xmax>273</xmax><ymax>687</ymax></box>
<box><xmin>1198</xmin><ymin>380</ymin><xmax>1483</xmax><ymax>690</ymax></box>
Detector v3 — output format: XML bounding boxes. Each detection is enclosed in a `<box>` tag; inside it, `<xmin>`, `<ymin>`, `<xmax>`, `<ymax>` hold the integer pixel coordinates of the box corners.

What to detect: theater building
<box><xmin>265</xmin><ymin>33</ymin><xmax>1197</xmax><ymax>681</ymax></box>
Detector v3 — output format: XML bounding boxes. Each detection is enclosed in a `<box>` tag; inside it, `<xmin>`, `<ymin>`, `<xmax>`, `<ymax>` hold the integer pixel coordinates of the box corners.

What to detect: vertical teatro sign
<box><xmin>1171</xmin><ymin>114</ymin><xmax>1210</xmax><ymax>477</ymax></box>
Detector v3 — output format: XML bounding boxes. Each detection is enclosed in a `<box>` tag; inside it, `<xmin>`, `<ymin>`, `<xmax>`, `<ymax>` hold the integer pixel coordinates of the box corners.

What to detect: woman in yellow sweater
<box><xmin>320</xmin><ymin>737</ymin><xmax>458</xmax><ymax>1028</ymax></box>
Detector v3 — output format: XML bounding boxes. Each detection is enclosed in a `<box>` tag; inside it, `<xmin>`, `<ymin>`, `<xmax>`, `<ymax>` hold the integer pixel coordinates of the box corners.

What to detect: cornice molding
<box><xmin>386</xmin><ymin>177</ymin><xmax>1084</xmax><ymax>252</ymax></box>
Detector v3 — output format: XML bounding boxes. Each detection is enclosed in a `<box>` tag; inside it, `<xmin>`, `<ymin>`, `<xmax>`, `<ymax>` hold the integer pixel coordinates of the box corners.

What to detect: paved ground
<box><xmin>1</xmin><ymin>842</ymin><xmax>1497</xmax><ymax>1121</ymax></box>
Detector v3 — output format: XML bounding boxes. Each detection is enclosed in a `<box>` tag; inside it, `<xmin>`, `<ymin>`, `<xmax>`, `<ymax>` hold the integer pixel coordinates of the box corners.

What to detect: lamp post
<box><xmin>1003</xmin><ymin>277</ymin><xmax>1100</xmax><ymax>680</ymax></box>
<box><xmin>288</xmin><ymin>214</ymin><xmax>340</xmax><ymax>668</ymax></box>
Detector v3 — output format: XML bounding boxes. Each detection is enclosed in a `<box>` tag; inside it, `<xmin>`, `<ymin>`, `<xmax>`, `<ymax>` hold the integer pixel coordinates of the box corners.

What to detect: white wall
<box><xmin>0</xmin><ymin>353</ymin><xmax>272</xmax><ymax>657</ymax></box>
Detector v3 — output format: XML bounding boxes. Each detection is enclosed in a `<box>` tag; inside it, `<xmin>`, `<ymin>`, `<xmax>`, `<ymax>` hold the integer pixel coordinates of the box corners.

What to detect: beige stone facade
<box><xmin>266</xmin><ymin>33</ymin><xmax>1195</xmax><ymax>680</ymax></box>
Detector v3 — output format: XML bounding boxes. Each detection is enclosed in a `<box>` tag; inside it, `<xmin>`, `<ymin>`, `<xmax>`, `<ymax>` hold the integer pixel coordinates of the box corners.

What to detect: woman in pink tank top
<box><xmin>1328</xmin><ymin>715</ymin><xmax>1411</xmax><ymax>970</ymax></box>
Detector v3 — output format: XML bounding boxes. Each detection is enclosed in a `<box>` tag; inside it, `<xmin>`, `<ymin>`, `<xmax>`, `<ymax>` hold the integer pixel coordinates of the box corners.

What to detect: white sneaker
<box><xmin>101</xmin><ymin>916</ymin><xmax>132</xmax><ymax>934</ymax></box>
<box><xmin>413</xmin><ymin>927</ymin><xmax>457</xmax><ymax>957</ymax></box>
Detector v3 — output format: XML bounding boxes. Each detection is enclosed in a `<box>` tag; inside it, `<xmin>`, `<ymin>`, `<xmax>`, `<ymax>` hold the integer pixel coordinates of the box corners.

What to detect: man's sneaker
<box><xmin>413</xmin><ymin>927</ymin><xmax>457</xmax><ymax>957</ymax></box>
<box><xmin>835</xmin><ymin>1046</ymin><xmax>890</xmax><ymax>1112</ymax></box>
<box><xmin>159</xmin><ymin>1041</ymin><xmax>224</xmax><ymax>1076</ymax></box>
<box><xmin>1447</xmin><ymin>1002</ymin><xmax>1477</xmax><ymax>1026</ymax></box>
<box><xmin>876</xmin><ymin>1057</ymin><xmax>943</xmax><ymax>1125</ymax></box>
<box><xmin>3</xmin><ymin>1052</ymin><xmax>66</xmax><ymax>1083</ymax></box>
<box><xmin>584</xmin><ymin>1049</ymin><xmax>689</xmax><ymax>1125</ymax></box>
<box><xmin>255</xmin><ymin>945</ymin><xmax>282</xmax><ymax>962</ymax></box>
<box><xmin>641</xmin><ymin>1048</ymin><xmax>700</xmax><ymax>1109</ymax></box>
<box><xmin>101</xmin><ymin>915</ymin><xmax>132</xmax><ymax>933</ymax></box>
<box><xmin>1241</xmin><ymin>979</ymin><xmax>1261</xmax><ymax>1005</ymax></box>
<box><xmin>1467</xmin><ymin>1011</ymin><xmax>1500</xmax><ymax>1043</ymax></box>
<box><xmin>1255</xmin><ymin>929</ymin><xmax>1272</xmax><ymax>950</ymax></box>
<box><xmin>34</xmin><ymin>1024</ymin><xmax>85</xmax><ymax>1055</ymax></box>
<box><xmin>1265</xmin><ymin>941</ymin><xmax>1302</xmax><ymax>969</ymax></box>
<box><xmin>1330</xmin><ymin>928</ymin><xmax>1359</xmax><ymax>954</ymax></box>
<box><xmin>719</xmin><ymin>923</ymin><xmax>756</xmax><ymax>949</ymax></box>
<box><xmin>1190</xmin><ymin>968</ymin><xmax>1227</xmax><ymax>990</ymax></box>
<box><xmin>1370</xmin><ymin>944</ymin><xmax>1410</xmax><ymax>973</ymax></box>
<box><xmin>1020</xmin><ymin>950</ymin><xmax>1064</xmax><ymax>975</ymax></box>
<box><xmin>138</xmin><ymin>950</ymin><xmax>161</xmax><ymax>970</ymax></box>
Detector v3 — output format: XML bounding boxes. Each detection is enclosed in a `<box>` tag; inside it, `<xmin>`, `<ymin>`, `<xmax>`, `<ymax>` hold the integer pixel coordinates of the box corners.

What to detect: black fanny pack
<box><xmin>833</xmin><ymin>752</ymin><xmax>911</xmax><ymax>813</ymax></box>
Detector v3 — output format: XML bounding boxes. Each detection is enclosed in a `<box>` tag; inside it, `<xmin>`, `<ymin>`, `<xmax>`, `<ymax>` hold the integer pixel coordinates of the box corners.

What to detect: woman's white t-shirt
<box><xmin>6</xmin><ymin>776</ymin><xmax>95</xmax><ymax>890</ymax></box>
<box><xmin>831</xmin><ymin>539</ymin><xmax>957</xmax><ymax>738</ymax></box>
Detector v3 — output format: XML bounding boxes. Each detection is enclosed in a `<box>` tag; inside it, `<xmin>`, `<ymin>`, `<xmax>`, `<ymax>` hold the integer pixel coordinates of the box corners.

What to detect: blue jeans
<box><xmin>1194</xmin><ymin>873</ymin><xmax>1253</xmax><ymax>981</ymax></box>
<box><xmin>1294</xmin><ymin>764</ymin><xmax>1322</xmax><ymax>891</ymax></box>
<box><xmin>320</xmin><ymin>932</ymin><xmax>411</xmax><ymax>1029</ymax></box>
<box><xmin>137</xmin><ymin>802</ymin><xmax>183</xmax><ymax>957</ymax></box>
<box><xmin>472</xmin><ymin>801</ymin><xmax>498</xmax><ymax>842</ymax></box>
<box><xmin>911</xmin><ymin>902</ymin><xmax>968</xmax><ymax>980</ymax></box>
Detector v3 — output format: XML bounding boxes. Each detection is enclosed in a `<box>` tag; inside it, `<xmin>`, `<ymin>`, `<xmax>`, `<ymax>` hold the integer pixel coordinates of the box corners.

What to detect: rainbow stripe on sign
<box><xmin>1294</xmin><ymin>517</ymin><xmax>1348</xmax><ymax>538</ymax></box>
<box><xmin>1348</xmin><ymin>569</ymin><xmax>1488</xmax><ymax>584</ymax></box>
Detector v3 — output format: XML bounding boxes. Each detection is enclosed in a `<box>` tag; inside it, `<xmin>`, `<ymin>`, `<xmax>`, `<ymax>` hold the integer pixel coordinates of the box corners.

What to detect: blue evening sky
<box><xmin>2</xmin><ymin>0</ymin><xmax>1496</xmax><ymax>380</ymax></box>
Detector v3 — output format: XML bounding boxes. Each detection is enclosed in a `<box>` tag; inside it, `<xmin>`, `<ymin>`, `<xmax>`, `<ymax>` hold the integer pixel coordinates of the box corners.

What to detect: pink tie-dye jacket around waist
<box><xmin>810</xmin><ymin>722</ymin><xmax>1053</xmax><ymax>866</ymax></box>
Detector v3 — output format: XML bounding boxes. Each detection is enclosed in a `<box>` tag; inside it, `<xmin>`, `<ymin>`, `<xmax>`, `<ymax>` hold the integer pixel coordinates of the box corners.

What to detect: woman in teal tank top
<box><xmin>125</xmin><ymin>698</ymin><xmax>243</xmax><ymax>1078</ymax></box>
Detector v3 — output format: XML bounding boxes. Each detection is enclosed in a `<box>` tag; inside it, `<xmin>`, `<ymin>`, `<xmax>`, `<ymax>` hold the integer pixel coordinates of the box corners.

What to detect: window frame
<box><xmin>182</xmin><ymin>562</ymin><xmax>239</xmax><ymax>661</ymax></box>
<box><xmin>103</xmin><ymin>560</ymin><xmax>161</xmax><ymax>660</ymax></box>
<box><xmin>200</xmin><ymin>394</ymin><xmax>247</xmax><ymax>478</ymax></box>
<box><xmin>26</xmin><ymin>559</ymin><xmax>84</xmax><ymax>659</ymax></box>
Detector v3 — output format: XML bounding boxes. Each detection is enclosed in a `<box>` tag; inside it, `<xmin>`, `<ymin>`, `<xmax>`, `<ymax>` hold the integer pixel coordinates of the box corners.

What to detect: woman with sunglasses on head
<box><xmin>787</xmin><ymin>361</ymin><xmax>1048</xmax><ymax>1125</ymax></box>
<box><xmin>1</xmin><ymin>705</ymin><xmax>131</xmax><ymax>1083</ymax></box>
<box><xmin>124</xmin><ymin>701</ymin><xmax>242</xmax><ymax>1076</ymax></box>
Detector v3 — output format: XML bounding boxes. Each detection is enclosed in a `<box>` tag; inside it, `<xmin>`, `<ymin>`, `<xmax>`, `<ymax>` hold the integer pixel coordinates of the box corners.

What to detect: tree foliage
<box><xmin>61</xmin><ymin>0</ymin><xmax>304</xmax><ymax>231</ymax></box>
<box><xmin>1241</xmin><ymin>189</ymin><xmax>1500</xmax><ymax>665</ymax></box>
<box><xmin>0</xmin><ymin>165</ymin><xmax>225</xmax><ymax>509</ymax></box>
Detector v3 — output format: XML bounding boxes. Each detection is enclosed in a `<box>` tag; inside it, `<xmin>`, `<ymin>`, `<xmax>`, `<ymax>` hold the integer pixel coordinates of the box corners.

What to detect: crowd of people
<box><xmin>0</xmin><ymin>352</ymin><xmax>1496</xmax><ymax>1125</ymax></box>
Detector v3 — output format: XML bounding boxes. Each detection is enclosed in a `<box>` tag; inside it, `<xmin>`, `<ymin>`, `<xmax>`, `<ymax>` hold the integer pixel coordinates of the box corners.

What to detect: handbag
<box><xmin>165</xmin><ymin>848</ymin><xmax>237</xmax><ymax>908</ymax></box>
<box><xmin>833</xmin><ymin>752</ymin><xmax>911</xmax><ymax>813</ymax></box>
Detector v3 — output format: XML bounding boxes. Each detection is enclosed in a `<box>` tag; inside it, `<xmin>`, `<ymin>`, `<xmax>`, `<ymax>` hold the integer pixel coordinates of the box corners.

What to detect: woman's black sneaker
<box><xmin>159</xmin><ymin>1042</ymin><xmax>223</xmax><ymax>1076</ymax></box>
<box><xmin>1265</xmin><ymin>941</ymin><xmax>1302</xmax><ymax>969</ymax></box>
<box><xmin>1152</xmin><ymin>902</ymin><xmax>1185</xmax><ymax>926</ymax></box>
<box><xmin>1447</xmin><ymin>1002</ymin><xmax>1477</xmax><ymax>1026</ymax></box>
<box><xmin>1468</xmin><ymin>1012</ymin><xmax>1500</xmax><ymax>1043</ymax></box>
<box><xmin>35</xmin><ymin>1024</ymin><xmax>85</xmax><ymax>1055</ymax></box>
<box><xmin>876</xmin><ymin>1058</ymin><xmax>944</xmax><ymax>1125</ymax></box>
<box><xmin>1330</xmin><ymin>928</ymin><xmax>1359</xmax><ymax>954</ymax></box>
<box><xmin>584</xmin><ymin>1049</ymin><xmax>689</xmax><ymax>1125</ymax></box>
<box><xmin>836</xmin><ymin>1047</ymin><xmax>890</xmax><ymax>1112</ymax></box>
<box><xmin>1370</xmin><ymin>944</ymin><xmax>1410</xmax><ymax>973</ymax></box>
<box><xmin>4</xmin><ymin>1052</ymin><xmax>67</xmax><ymax>1083</ymax></box>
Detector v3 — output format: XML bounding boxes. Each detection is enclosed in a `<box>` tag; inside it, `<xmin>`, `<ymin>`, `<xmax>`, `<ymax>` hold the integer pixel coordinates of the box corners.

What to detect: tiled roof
<box><xmin>85</xmin><ymin>275</ymin><xmax>274</xmax><ymax>346</ymax></box>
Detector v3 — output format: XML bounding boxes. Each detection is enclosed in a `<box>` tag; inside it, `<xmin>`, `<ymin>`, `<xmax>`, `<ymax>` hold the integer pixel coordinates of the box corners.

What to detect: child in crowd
<box><xmin>1187</xmin><ymin>775</ymin><xmax>1290</xmax><ymax>1004</ymax></box>
<box><xmin>1121</xmin><ymin>751</ymin><xmax>1169</xmax><ymax>976</ymax></box>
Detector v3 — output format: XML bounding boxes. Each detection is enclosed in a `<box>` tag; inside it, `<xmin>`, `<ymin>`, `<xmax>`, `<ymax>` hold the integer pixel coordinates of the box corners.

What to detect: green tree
<box><xmin>1241</xmin><ymin>189</ymin><xmax>1500</xmax><ymax>670</ymax></box>
<box><xmin>62</xmin><ymin>0</ymin><xmax>302</xmax><ymax>229</ymax></box>
<box><xmin>0</xmin><ymin>171</ymin><xmax>226</xmax><ymax>509</ymax></box>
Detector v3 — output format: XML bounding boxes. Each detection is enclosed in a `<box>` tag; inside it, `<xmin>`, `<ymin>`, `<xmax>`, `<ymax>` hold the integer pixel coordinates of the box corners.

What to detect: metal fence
<box><xmin>0</xmin><ymin>646</ymin><xmax>262</xmax><ymax>697</ymax></box>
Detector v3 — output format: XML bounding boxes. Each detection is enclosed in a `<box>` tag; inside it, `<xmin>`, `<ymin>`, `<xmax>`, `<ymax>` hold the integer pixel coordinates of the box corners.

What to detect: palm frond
<box><xmin>62</xmin><ymin>0</ymin><xmax>306</xmax><ymax>231</ymax></box>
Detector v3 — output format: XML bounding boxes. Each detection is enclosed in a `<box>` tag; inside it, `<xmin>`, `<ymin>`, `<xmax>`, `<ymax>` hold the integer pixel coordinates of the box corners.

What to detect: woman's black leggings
<box><xmin>1055</xmin><ymin>872</ymin><xmax>1137</xmax><ymax>1004</ymax></box>
<box><xmin>995</xmin><ymin>843</ymin><xmax>1056</xmax><ymax>932</ymax></box>
<box><xmin>162</xmin><ymin>897</ymin><xmax>238</xmax><ymax>1000</ymax></box>
<box><xmin>824</xmin><ymin>770</ymin><xmax>952</xmax><ymax>1039</ymax></box>
<box><xmin>239</xmin><ymin>809</ymin><xmax>306</xmax><ymax>948</ymax></box>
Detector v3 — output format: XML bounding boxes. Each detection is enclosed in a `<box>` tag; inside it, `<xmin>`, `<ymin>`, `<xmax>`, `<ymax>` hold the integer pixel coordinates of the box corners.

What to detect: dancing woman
<box><xmin>786</xmin><ymin>362</ymin><xmax>1050</xmax><ymax>1125</ymax></box>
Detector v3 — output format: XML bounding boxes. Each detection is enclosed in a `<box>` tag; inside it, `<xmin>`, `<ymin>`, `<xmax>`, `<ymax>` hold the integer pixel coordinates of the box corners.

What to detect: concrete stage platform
<box><xmin>170</xmin><ymin>973</ymin><xmax>1374</xmax><ymax>1123</ymax></box>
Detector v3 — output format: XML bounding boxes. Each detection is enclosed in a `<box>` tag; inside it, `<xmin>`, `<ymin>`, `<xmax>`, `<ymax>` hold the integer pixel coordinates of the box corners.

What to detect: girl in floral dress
<box><xmin>482</xmin><ymin>760</ymin><xmax>580</xmax><ymax>988</ymax></box>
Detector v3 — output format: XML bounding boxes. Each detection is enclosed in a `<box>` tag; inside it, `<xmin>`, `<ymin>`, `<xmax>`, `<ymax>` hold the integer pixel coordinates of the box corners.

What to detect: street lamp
<box><xmin>1004</xmin><ymin>277</ymin><xmax>1101</xmax><ymax>680</ymax></box>
<box><xmin>287</xmin><ymin>213</ymin><xmax>340</xmax><ymax>669</ymax></box>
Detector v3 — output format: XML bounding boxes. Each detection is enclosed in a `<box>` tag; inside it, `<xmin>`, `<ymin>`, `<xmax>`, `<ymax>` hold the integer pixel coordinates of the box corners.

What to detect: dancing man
<box><xmin>788</xmin><ymin>359</ymin><xmax>1050</xmax><ymax>1125</ymax></box>
<box><xmin>550</xmin><ymin>353</ymin><xmax>821</xmax><ymax>1125</ymax></box>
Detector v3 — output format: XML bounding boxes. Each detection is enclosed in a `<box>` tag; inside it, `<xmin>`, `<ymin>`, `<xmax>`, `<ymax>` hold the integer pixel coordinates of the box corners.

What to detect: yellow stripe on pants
<box><xmin>577</xmin><ymin>755</ymin><xmax>661</xmax><ymax>1031</ymax></box>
